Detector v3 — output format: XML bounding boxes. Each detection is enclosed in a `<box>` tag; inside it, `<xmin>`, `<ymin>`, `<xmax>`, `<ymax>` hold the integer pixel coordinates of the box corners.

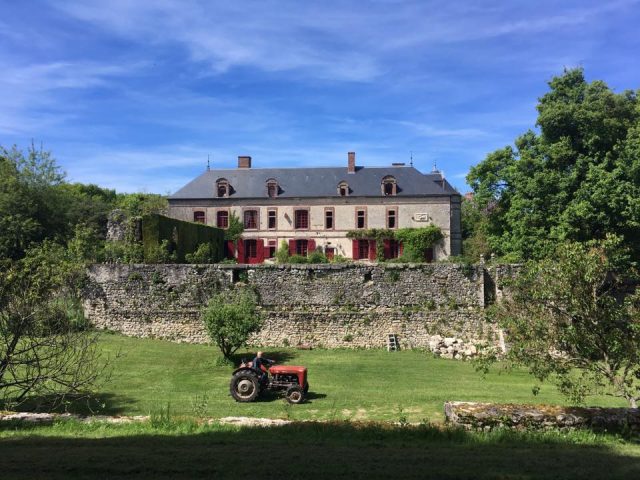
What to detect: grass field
<box><xmin>85</xmin><ymin>333</ymin><xmax>625</xmax><ymax>422</ymax></box>
<box><xmin>2</xmin><ymin>333</ymin><xmax>639</xmax><ymax>479</ymax></box>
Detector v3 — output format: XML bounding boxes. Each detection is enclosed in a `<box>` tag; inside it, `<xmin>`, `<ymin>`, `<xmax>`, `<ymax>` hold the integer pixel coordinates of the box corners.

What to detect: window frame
<box><xmin>216</xmin><ymin>178</ymin><xmax>230</xmax><ymax>198</ymax></box>
<box><xmin>216</xmin><ymin>209</ymin><xmax>229</xmax><ymax>229</ymax></box>
<box><xmin>266</xmin><ymin>179</ymin><xmax>279</xmax><ymax>198</ymax></box>
<box><xmin>295</xmin><ymin>239</ymin><xmax>309</xmax><ymax>256</ymax></box>
<box><xmin>386</xmin><ymin>207</ymin><xmax>398</xmax><ymax>229</ymax></box>
<box><xmin>337</xmin><ymin>181</ymin><xmax>349</xmax><ymax>196</ymax></box>
<box><xmin>243</xmin><ymin>208</ymin><xmax>259</xmax><ymax>230</ymax></box>
<box><xmin>324</xmin><ymin>207</ymin><xmax>335</xmax><ymax>230</ymax></box>
<box><xmin>355</xmin><ymin>207</ymin><xmax>367</xmax><ymax>229</ymax></box>
<box><xmin>267</xmin><ymin>208</ymin><xmax>278</xmax><ymax>230</ymax></box>
<box><xmin>381</xmin><ymin>176</ymin><xmax>397</xmax><ymax>196</ymax></box>
<box><xmin>193</xmin><ymin>210</ymin><xmax>206</xmax><ymax>224</ymax></box>
<box><xmin>294</xmin><ymin>208</ymin><xmax>310</xmax><ymax>230</ymax></box>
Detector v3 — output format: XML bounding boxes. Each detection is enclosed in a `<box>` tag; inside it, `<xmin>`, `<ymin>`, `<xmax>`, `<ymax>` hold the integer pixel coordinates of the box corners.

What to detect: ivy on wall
<box><xmin>346</xmin><ymin>226</ymin><xmax>444</xmax><ymax>262</ymax></box>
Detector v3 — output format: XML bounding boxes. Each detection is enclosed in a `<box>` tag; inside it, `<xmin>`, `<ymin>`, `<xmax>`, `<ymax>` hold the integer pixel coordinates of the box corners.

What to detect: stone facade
<box><xmin>83</xmin><ymin>263</ymin><xmax>500</xmax><ymax>355</ymax></box>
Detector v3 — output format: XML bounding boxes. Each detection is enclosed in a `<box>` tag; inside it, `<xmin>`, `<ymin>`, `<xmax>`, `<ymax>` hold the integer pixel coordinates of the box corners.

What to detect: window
<box><xmin>216</xmin><ymin>178</ymin><xmax>230</xmax><ymax>197</ymax></box>
<box><xmin>388</xmin><ymin>240</ymin><xmax>400</xmax><ymax>259</ymax></box>
<box><xmin>294</xmin><ymin>209</ymin><xmax>309</xmax><ymax>229</ymax></box>
<box><xmin>267</xmin><ymin>209</ymin><xmax>277</xmax><ymax>229</ymax></box>
<box><xmin>245</xmin><ymin>239</ymin><xmax>257</xmax><ymax>259</ymax></box>
<box><xmin>381</xmin><ymin>176</ymin><xmax>397</xmax><ymax>196</ymax></box>
<box><xmin>244</xmin><ymin>210</ymin><xmax>258</xmax><ymax>229</ymax></box>
<box><xmin>325</xmin><ymin>208</ymin><xmax>334</xmax><ymax>230</ymax></box>
<box><xmin>325</xmin><ymin>247</ymin><xmax>335</xmax><ymax>260</ymax></box>
<box><xmin>387</xmin><ymin>208</ymin><xmax>397</xmax><ymax>229</ymax></box>
<box><xmin>267</xmin><ymin>240</ymin><xmax>277</xmax><ymax>258</ymax></box>
<box><xmin>266</xmin><ymin>179</ymin><xmax>278</xmax><ymax>198</ymax></box>
<box><xmin>338</xmin><ymin>181</ymin><xmax>349</xmax><ymax>196</ymax></box>
<box><xmin>356</xmin><ymin>209</ymin><xmax>366</xmax><ymax>229</ymax></box>
<box><xmin>193</xmin><ymin>211</ymin><xmax>205</xmax><ymax>224</ymax></box>
<box><xmin>296</xmin><ymin>239</ymin><xmax>309</xmax><ymax>256</ymax></box>
<box><xmin>216</xmin><ymin>210</ymin><xmax>229</xmax><ymax>228</ymax></box>
<box><xmin>358</xmin><ymin>239</ymin><xmax>369</xmax><ymax>259</ymax></box>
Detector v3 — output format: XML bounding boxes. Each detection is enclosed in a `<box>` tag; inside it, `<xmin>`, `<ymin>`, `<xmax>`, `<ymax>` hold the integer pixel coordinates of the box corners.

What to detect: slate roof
<box><xmin>169</xmin><ymin>166</ymin><xmax>458</xmax><ymax>200</ymax></box>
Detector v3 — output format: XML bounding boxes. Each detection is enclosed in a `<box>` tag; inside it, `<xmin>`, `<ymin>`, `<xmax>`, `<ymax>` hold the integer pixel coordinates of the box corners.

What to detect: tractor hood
<box><xmin>269</xmin><ymin>365</ymin><xmax>307</xmax><ymax>386</ymax></box>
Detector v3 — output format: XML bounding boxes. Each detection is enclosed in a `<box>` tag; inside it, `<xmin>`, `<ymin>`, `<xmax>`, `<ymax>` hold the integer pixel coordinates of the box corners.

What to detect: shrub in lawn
<box><xmin>201</xmin><ymin>289</ymin><xmax>263</xmax><ymax>360</ymax></box>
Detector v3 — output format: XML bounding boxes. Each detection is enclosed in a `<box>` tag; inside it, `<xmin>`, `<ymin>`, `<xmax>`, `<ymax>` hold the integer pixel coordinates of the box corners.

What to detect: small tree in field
<box><xmin>201</xmin><ymin>290</ymin><xmax>262</xmax><ymax>360</ymax></box>
<box><xmin>485</xmin><ymin>237</ymin><xmax>640</xmax><ymax>407</ymax></box>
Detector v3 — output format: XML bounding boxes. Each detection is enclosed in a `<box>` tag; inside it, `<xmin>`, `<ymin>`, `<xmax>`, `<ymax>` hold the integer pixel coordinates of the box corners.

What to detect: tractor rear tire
<box><xmin>286</xmin><ymin>385</ymin><xmax>305</xmax><ymax>404</ymax></box>
<box><xmin>230</xmin><ymin>371</ymin><xmax>260</xmax><ymax>402</ymax></box>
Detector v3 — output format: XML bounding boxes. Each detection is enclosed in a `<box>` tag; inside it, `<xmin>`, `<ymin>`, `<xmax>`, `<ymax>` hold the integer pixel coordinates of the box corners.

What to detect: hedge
<box><xmin>142</xmin><ymin>214</ymin><xmax>225</xmax><ymax>263</ymax></box>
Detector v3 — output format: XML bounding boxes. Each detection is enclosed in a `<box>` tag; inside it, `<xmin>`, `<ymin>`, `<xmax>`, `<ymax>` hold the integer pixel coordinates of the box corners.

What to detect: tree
<box><xmin>484</xmin><ymin>237</ymin><xmax>640</xmax><ymax>407</ymax></box>
<box><xmin>467</xmin><ymin>69</ymin><xmax>640</xmax><ymax>261</ymax></box>
<box><xmin>0</xmin><ymin>241</ymin><xmax>108</xmax><ymax>410</ymax></box>
<box><xmin>461</xmin><ymin>195</ymin><xmax>492</xmax><ymax>263</ymax></box>
<box><xmin>201</xmin><ymin>289</ymin><xmax>263</xmax><ymax>360</ymax></box>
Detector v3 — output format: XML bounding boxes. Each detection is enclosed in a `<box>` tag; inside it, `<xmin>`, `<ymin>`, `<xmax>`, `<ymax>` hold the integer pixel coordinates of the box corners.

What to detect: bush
<box><xmin>185</xmin><ymin>243</ymin><xmax>217</xmax><ymax>264</ymax></box>
<box><xmin>145</xmin><ymin>239</ymin><xmax>177</xmax><ymax>264</ymax></box>
<box><xmin>201</xmin><ymin>290</ymin><xmax>263</xmax><ymax>360</ymax></box>
<box><xmin>288</xmin><ymin>254</ymin><xmax>308</xmax><ymax>264</ymax></box>
<box><xmin>308</xmin><ymin>249</ymin><xmax>329</xmax><ymax>263</ymax></box>
<box><xmin>275</xmin><ymin>240</ymin><xmax>290</xmax><ymax>264</ymax></box>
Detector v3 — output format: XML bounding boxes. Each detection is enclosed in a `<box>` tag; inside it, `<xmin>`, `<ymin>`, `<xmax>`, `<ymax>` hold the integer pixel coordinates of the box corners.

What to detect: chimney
<box><xmin>238</xmin><ymin>156</ymin><xmax>252</xmax><ymax>169</ymax></box>
<box><xmin>347</xmin><ymin>151</ymin><xmax>356</xmax><ymax>174</ymax></box>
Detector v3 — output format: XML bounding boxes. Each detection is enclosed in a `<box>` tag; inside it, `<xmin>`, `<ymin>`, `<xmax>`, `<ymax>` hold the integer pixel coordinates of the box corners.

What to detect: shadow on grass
<box><xmin>1</xmin><ymin>421</ymin><xmax>639</xmax><ymax>479</ymax></box>
<box><xmin>253</xmin><ymin>390</ymin><xmax>327</xmax><ymax>403</ymax></box>
<box><xmin>1</xmin><ymin>392</ymin><xmax>137</xmax><ymax>416</ymax></box>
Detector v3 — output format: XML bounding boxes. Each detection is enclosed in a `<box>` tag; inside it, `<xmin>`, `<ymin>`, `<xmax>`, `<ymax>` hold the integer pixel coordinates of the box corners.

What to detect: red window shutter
<box><xmin>352</xmin><ymin>239</ymin><xmax>359</xmax><ymax>260</ymax></box>
<box><xmin>237</xmin><ymin>239</ymin><xmax>245</xmax><ymax>264</ymax></box>
<box><xmin>308</xmin><ymin>239</ymin><xmax>316</xmax><ymax>253</ymax></box>
<box><xmin>289</xmin><ymin>239</ymin><xmax>296</xmax><ymax>255</ymax></box>
<box><xmin>383</xmin><ymin>239</ymin><xmax>390</xmax><ymax>260</ymax></box>
<box><xmin>256</xmin><ymin>239</ymin><xmax>265</xmax><ymax>263</ymax></box>
<box><xmin>369</xmin><ymin>240</ymin><xmax>377</xmax><ymax>261</ymax></box>
<box><xmin>399</xmin><ymin>242</ymin><xmax>404</xmax><ymax>257</ymax></box>
<box><xmin>226</xmin><ymin>240</ymin><xmax>235</xmax><ymax>259</ymax></box>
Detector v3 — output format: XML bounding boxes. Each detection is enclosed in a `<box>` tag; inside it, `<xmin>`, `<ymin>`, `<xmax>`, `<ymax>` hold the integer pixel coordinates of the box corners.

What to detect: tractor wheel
<box><xmin>230</xmin><ymin>371</ymin><xmax>260</xmax><ymax>402</ymax></box>
<box><xmin>285</xmin><ymin>385</ymin><xmax>305</xmax><ymax>404</ymax></box>
<box><xmin>303</xmin><ymin>382</ymin><xmax>309</xmax><ymax>394</ymax></box>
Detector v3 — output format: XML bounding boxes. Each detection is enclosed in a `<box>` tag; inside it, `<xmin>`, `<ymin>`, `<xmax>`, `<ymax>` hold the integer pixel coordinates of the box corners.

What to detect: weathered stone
<box><xmin>444</xmin><ymin>401</ymin><xmax>640</xmax><ymax>433</ymax></box>
<box><xmin>82</xmin><ymin>263</ymin><xmax>503</xmax><ymax>355</ymax></box>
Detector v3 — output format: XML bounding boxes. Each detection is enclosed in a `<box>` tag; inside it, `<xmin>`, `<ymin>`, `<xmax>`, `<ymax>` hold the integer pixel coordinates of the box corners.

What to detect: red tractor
<box><xmin>230</xmin><ymin>359</ymin><xmax>309</xmax><ymax>404</ymax></box>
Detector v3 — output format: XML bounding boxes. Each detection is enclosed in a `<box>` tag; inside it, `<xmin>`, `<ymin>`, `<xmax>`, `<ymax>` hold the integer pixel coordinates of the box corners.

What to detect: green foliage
<box><xmin>185</xmin><ymin>243</ymin><xmax>218</xmax><ymax>264</ymax></box>
<box><xmin>467</xmin><ymin>68</ymin><xmax>640</xmax><ymax>261</ymax></box>
<box><xmin>485</xmin><ymin>237</ymin><xmax>640</xmax><ymax>407</ymax></box>
<box><xmin>307</xmin><ymin>249</ymin><xmax>329</xmax><ymax>264</ymax></box>
<box><xmin>346</xmin><ymin>227</ymin><xmax>443</xmax><ymax>262</ymax></box>
<box><xmin>330</xmin><ymin>254</ymin><xmax>349</xmax><ymax>264</ymax></box>
<box><xmin>142</xmin><ymin>214</ymin><xmax>224</xmax><ymax>263</ymax></box>
<box><xmin>461</xmin><ymin>196</ymin><xmax>492</xmax><ymax>263</ymax></box>
<box><xmin>288</xmin><ymin>254</ymin><xmax>309</xmax><ymax>264</ymax></box>
<box><xmin>116</xmin><ymin>193</ymin><xmax>167</xmax><ymax>218</ymax></box>
<box><xmin>275</xmin><ymin>240</ymin><xmax>290</xmax><ymax>264</ymax></box>
<box><xmin>103</xmin><ymin>240</ymin><xmax>144</xmax><ymax>264</ymax></box>
<box><xmin>395</xmin><ymin>226</ymin><xmax>444</xmax><ymax>262</ymax></box>
<box><xmin>224</xmin><ymin>212</ymin><xmax>244</xmax><ymax>242</ymax></box>
<box><xmin>201</xmin><ymin>289</ymin><xmax>263</xmax><ymax>360</ymax></box>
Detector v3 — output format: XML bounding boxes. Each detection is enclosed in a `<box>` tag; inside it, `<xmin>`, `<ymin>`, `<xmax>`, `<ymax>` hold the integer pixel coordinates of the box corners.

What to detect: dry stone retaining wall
<box><xmin>83</xmin><ymin>263</ymin><xmax>501</xmax><ymax>354</ymax></box>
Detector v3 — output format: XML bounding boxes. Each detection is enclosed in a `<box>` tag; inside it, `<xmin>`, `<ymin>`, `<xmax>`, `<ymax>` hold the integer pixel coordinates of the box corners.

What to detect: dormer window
<box><xmin>266</xmin><ymin>179</ymin><xmax>279</xmax><ymax>198</ymax></box>
<box><xmin>381</xmin><ymin>176</ymin><xmax>397</xmax><ymax>196</ymax></box>
<box><xmin>216</xmin><ymin>178</ymin><xmax>230</xmax><ymax>198</ymax></box>
<box><xmin>338</xmin><ymin>181</ymin><xmax>349</xmax><ymax>197</ymax></box>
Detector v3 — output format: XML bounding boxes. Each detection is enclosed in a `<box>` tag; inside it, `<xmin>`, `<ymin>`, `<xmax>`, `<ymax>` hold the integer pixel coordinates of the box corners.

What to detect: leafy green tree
<box><xmin>201</xmin><ymin>290</ymin><xmax>263</xmax><ymax>360</ymax></box>
<box><xmin>467</xmin><ymin>69</ymin><xmax>640</xmax><ymax>261</ymax></box>
<box><xmin>275</xmin><ymin>240</ymin><xmax>290</xmax><ymax>264</ymax></box>
<box><xmin>394</xmin><ymin>226</ymin><xmax>444</xmax><ymax>262</ymax></box>
<box><xmin>224</xmin><ymin>212</ymin><xmax>244</xmax><ymax>242</ymax></box>
<box><xmin>483</xmin><ymin>237</ymin><xmax>640</xmax><ymax>407</ymax></box>
<box><xmin>461</xmin><ymin>196</ymin><xmax>492</xmax><ymax>263</ymax></box>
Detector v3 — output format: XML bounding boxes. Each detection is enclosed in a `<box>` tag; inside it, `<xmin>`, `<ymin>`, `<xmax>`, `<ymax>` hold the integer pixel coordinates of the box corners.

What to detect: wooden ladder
<box><xmin>387</xmin><ymin>334</ymin><xmax>399</xmax><ymax>352</ymax></box>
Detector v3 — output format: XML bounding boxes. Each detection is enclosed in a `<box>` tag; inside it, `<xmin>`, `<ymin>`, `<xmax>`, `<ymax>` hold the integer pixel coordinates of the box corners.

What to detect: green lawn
<box><xmin>88</xmin><ymin>333</ymin><xmax>626</xmax><ymax>422</ymax></box>
<box><xmin>2</xmin><ymin>333</ymin><xmax>639</xmax><ymax>479</ymax></box>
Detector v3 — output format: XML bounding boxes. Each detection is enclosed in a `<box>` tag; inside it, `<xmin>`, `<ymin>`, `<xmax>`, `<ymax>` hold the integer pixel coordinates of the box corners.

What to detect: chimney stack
<box><xmin>347</xmin><ymin>151</ymin><xmax>356</xmax><ymax>174</ymax></box>
<box><xmin>238</xmin><ymin>156</ymin><xmax>252</xmax><ymax>169</ymax></box>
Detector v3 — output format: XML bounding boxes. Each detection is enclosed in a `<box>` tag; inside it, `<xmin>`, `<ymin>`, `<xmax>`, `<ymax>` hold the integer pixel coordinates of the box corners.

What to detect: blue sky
<box><xmin>1</xmin><ymin>0</ymin><xmax>639</xmax><ymax>194</ymax></box>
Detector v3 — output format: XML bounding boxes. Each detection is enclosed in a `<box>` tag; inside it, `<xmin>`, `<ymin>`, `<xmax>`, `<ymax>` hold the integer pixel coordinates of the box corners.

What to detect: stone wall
<box><xmin>83</xmin><ymin>263</ymin><xmax>500</xmax><ymax>354</ymax></box>
<box><xmin>444</xmin><ymin>401</ymin><xmax>640</xmax><ymax>433</ymax></box>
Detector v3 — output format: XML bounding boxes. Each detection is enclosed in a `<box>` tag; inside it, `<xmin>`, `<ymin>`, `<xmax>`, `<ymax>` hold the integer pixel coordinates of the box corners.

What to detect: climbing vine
<box><xmin>346</xmin><ymin>226</ymin><xmax>444</xmax><ymax>262</ymax></box>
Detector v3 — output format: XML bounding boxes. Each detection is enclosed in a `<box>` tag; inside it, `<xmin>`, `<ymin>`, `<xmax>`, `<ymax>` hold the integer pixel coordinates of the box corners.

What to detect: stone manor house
<box><xmin>167</xmin><ymin>152</ymin><xmax>461</xmax><ymax>263</ymax></box>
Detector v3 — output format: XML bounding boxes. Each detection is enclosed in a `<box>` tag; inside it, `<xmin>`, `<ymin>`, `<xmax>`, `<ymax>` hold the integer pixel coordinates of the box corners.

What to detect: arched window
<box><xmin>337</xmin><ymin>181</ymin><xmax>349</xmax><ymax>197</ymax></box>
<box><xmin>381</xmin><ymin>176</ymin><xmax>397</xmax><ymax>196</ymax></box>
<box><xmin>266</xmin><ymin>179</ymin><xmax>279</xmax><ymax>198</ymax></box>
<box><xmin>216</xmin><ymin>178</ymin><xmax>230</xmax><ymax>198</ymax></box>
